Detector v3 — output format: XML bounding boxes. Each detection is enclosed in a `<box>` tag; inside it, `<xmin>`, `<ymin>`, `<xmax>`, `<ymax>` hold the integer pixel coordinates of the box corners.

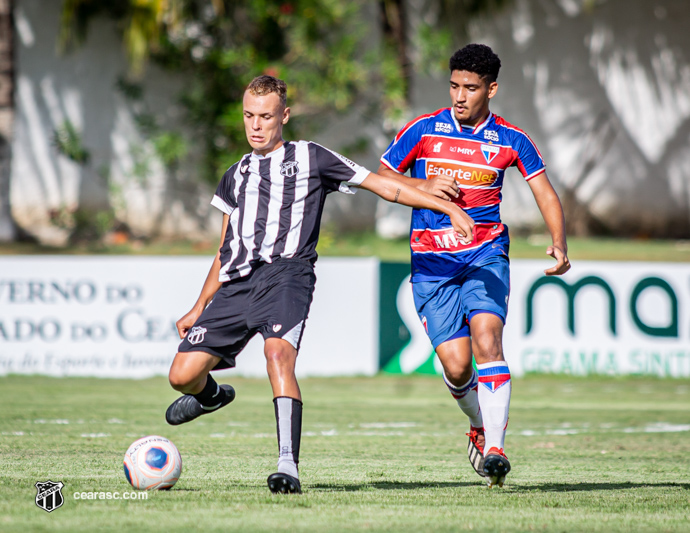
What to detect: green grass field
<box><xmin>3</xmin><ymin>233</ymin><xmax>690</xmax><ymax>262</ymax></box>
<box><xmin>1</xmin><ymin>374</ymin><xmax>689</xmax><ymax>532</ymax></box>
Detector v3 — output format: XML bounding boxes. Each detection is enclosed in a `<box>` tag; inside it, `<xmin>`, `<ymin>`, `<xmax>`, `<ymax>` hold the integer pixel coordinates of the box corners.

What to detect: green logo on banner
<box><xmin>379</xmin><ymin>263</ymin><xmax>437</xmax><ymax>374</ymax></box>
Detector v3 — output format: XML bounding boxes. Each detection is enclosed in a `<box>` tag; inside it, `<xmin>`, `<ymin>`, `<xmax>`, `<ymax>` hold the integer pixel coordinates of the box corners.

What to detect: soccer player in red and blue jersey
<box><xmin>378</xmin><ymin>44</ymin><xmax>571</xmax><ymax>487</ymax></box>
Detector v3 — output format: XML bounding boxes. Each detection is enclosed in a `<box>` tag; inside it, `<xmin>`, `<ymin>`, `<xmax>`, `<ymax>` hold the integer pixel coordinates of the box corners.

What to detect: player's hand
<box><xmin>449</xmin><ymin>206</ymin><xmax>475</xmax><ymax>245</ymax></box>
<box><xmin>176</xmin><ymin>308</ymin><xmax>203</xmax><ymax>339</ymax></box>
<box><xmin>418</xmin><ymin>176</ymin><xmax>459</xmax><ymax>201</ymax></box>
<box><xmin>544</xmin><ymin>245</ymin><xmax>570</xmax><ymax>276</ymax></box>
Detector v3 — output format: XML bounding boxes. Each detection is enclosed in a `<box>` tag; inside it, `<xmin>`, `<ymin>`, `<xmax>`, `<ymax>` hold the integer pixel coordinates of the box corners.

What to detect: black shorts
<box><xmin>178</xmin><ymin>258</ymin><xmax>316</xmax><ymax>369</ymax></box>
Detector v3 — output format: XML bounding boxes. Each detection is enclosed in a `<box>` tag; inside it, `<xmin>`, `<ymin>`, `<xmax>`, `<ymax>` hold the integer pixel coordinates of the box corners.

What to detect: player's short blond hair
<box><xmin>246</xmin><ymin>75</ymin><xmax>287</xmax><ymax>107</ymax></box>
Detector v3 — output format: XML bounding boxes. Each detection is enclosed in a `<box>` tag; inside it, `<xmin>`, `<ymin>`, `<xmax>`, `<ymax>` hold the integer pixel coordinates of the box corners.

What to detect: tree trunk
<box><xmin>0</xmin><ymin>0</ymin><xmax>14</xmax><ymax>241</ymax></box>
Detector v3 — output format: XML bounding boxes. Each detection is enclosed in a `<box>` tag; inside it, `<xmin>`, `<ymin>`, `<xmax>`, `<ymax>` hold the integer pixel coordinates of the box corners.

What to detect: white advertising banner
<box><xmin>0</xmin><ymin>257</ymin><xmax>379</xmax><ymax>378</ymax></box>
<box><xmin>384</xmin><ymin>260</ymin><xmax>690</xmax><ymax>378</ymax></box>
<box><xmin>505</xmin><ymin>260</ymin><xmax>690</xmax><ymax>377</ymax></box>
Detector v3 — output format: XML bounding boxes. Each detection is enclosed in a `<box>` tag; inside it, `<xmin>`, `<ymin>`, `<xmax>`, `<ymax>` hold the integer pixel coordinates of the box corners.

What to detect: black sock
<box><xmin>273</xmin><ymin>397</ymin><xmax>302</xmax><ymax>477</ymax></box>
<box><xmin>192</xmin><ymin>375</ymin><xmax>223</xmax><ymax>407</ymax></box>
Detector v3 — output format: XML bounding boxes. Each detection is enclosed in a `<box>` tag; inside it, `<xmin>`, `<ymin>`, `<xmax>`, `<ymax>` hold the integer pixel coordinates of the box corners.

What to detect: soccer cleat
<box><xmin>466</xmin><ymin>426</ymin><xmax>486</xmax><ymax>478</ymax></box>
<box><xmin>165</xmin><ymin>384</ymin><xmax>235</xmax><ymax>425</ymax></box>
<box><xmin>267</xmin><ymin>472</ymin><xmax>302</xmax><ymax>494</ymax></box>
<box><xmin>483</xmin><ymin>447</ymin><xmax>511</xmax><ymax>488</ymax></box>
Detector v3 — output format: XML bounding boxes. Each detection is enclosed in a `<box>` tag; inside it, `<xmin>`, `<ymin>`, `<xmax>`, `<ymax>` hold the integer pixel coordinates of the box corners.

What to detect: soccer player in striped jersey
<box><xmin>377</xmin><ymin>44</ymin><xmax>571</xmax><ymax>487</ymax></box>
<box><xmin>165</xmin><ymin>75</ymin><xmax>475</xmax><ymax>494</ymax></box>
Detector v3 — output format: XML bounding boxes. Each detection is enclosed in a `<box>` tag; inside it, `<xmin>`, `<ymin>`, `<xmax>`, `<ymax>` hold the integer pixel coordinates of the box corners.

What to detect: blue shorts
<box><xmin>412</xmin><ymin>255</ymin><xmax>510</xmax><ymax>349</ymax></box>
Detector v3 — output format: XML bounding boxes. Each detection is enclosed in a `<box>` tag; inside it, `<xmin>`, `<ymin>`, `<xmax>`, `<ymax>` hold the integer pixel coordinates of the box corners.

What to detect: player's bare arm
<box><xmin>175</xmin><ymin>213</ymin><xmax>230</xmax><ymax>338</ymax></box>
<box><xmin>360</xmin><ymin>171</ymin><xmax>474</xmax><ymax>243</ymax></box>
<box><xmin>528</xmin><ymin>173</ymin><xmax>571</xmax><ymax>276</ymax></box>
<box><xmin>377</xmin><ymin>163</ymin><xmax>459</xmax><ymax>201</ymax></box>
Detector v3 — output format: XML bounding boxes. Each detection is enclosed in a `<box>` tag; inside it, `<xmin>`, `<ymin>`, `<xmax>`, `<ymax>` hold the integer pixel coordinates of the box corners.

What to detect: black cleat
<box><xmin>267</xmin><ymin>472</ymin><xmax>302</xmax><ymax>494</ymax></box>
<box><xmin>165</xmin><ymin>384</ymin><xmax>235</xmax><ymax>425</ymax></box>
<box><xmin>466</xmin><ymin>426</ymin><xmax>486</xmax><ymax>478</ymax></box>
<box><xmin>483</xmin><ymin>447</ymin><xmax>511</xmax><ymax>488</ymax></box>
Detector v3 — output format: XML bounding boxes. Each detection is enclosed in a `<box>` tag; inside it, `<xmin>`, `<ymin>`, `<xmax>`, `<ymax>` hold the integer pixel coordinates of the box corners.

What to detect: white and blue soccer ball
<box><xmin>123</xmin><ymin>435</ymin><xmax>182</xmax><ymax>490</ymax></box>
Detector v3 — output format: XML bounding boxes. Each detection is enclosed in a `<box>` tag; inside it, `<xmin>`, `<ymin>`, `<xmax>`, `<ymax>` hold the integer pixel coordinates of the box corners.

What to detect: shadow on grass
<box><xmin>308</xmin><ymin>481</ymin><xmax>690</xmax><ymax>493</ymax></box>
<box><xmin>511</xmin><ymin>482</ymin><xmax>690</xmax><ymax>492</ymax></box>
<box><xmin>309</xmin><ymin>481</ymin><xmax>480</xmax><ymax>492</ymax></box>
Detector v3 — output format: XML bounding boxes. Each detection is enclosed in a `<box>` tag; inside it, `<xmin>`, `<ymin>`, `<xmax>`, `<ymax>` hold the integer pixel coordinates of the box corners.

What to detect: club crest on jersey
<box><xmin>187</xmin><ymin>326</ymin><xmax>207</xmax><ymax>345</ymax></box>
<box><xmin>280</xmin><ymin>161</ymin><xmax>299</xmax><ymax>177</ymax></box>
<box><xmin>483</xmin><ymin>129</ymin><xmax>499</xmax><ymax>142</ymax></box>
<box><xmin>435</xmin><ymin>122</ymin><xmax>452</xmax><ymax>133</ymax></box>
<box><xmin>481</xmin><ymin>144</ymin><xmax>500</xmax><ymax>165</ymax></box>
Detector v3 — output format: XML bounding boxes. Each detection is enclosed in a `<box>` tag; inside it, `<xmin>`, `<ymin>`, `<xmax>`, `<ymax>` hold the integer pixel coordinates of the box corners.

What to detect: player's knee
<box><xmin>472</xmin><ymin>337</ymin><xmax>503</xmax><ymax>362</ymax></box>
<box><xmin>264</xmin><ymin>345</ymin><xmax>296</xmax><ymax>368</ymax></box>
<box><xmin>444</xmin><ymin>362</ymin><xmax>474</xmax><ymax>384</ymax></box>
<box><xmin>168</xmin><ymin>364</ymin><xmax>194</xmax><ymax>392</ymax></box>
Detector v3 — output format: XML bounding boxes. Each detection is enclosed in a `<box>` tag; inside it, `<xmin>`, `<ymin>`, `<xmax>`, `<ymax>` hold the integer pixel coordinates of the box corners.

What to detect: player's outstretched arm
<box><xmin>360</xmin><ymin>171</ymin><xmax>474</xmax><ymax>243</ymax></box>
<box><xmin>175</xmin><ymin>213</ymin><xmax>229</xmax><ymax>338</ymax></box>
<box><xmin>377</xmin><ymin>164</ymin><xmax>459</xmax><ymax>201</ymax></box>
<box><xmin>528</xmin><ymin>173</ymin><xmax>571</xmax><ymax>276</ymax></box>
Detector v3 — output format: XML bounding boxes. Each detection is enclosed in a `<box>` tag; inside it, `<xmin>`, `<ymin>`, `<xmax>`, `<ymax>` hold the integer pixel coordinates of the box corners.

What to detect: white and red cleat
<box><xmin>483</xmin><ymin>447</ymin><xmax>511</xmax><ymax>488</ymax></box>
<box><xmin>466</xmin><ymin>426</ymin><xmax>486</xmax><ymax>478</ymax></box>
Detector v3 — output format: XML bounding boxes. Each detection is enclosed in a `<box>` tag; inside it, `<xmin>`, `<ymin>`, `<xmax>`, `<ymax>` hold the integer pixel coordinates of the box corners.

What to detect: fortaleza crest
<box><xmin>187</xmin><ymin>326</ymin><xmax>207</xmax><ymax>345</ymax></box>
<box><xmin>280</xmin><ymin>160</ymin><xmax>299</xmax><ymax>177</ymax></box>
<box><xmin>35</xmin><ymin>480</ymin><xmax>64</xmax><ymax>513</ymax></box>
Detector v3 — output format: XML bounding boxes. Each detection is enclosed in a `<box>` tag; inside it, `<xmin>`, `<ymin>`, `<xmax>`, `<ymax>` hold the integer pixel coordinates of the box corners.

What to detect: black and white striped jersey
<box><xmin>211</xmin><ymin>140</ymin><xmax>370</xmax><ymax>281</ymax></box>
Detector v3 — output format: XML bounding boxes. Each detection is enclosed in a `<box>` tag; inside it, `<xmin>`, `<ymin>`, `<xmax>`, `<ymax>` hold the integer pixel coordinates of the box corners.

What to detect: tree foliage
<box><xmin>59</xmin><ymin>0</ymin><xmax>510</xmax><ymax>185</ymax></box>
<box><xmin>60</xmin><ymin>1</ymin><xmax>386</xmax><ymax>184</ymax></box>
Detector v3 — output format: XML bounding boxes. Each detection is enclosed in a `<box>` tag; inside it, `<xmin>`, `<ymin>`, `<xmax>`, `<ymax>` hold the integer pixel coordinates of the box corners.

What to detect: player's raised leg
<box><xmin>435</xmin><ymin>337</ymin><xmax>485</xmax><ymax>477</ymax></box>
<box><xmin>166</xmin><ymin>351</ymin><xmax>235</xmax><ymax>425</ymax></box>
<box><xmin>264</xmin><ymin>337</ymin><xmax>303</xmax><ymax>494</ymax></box>
<box><xmin>470</xmin><ymin>312</ymin><xmax>511</xmax><ymax>487</ymax></box>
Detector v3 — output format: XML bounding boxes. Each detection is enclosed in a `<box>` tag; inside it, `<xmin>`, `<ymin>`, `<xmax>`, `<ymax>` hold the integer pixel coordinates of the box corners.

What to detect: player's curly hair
<box><xmin>246</xmin><ymin>75</ymin><xmax>288</xmax><ymax>107</ymax></box>
<box><xmin>449</xmin><ymin>44</ymin><xmax>501</xmax><ymax>83</ymax></box>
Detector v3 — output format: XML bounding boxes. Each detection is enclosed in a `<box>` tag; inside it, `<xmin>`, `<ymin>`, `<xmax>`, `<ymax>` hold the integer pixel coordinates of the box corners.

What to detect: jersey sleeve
<box><xmin>210</xmin><ymin>162</ymin><xmax>240</xmax><ymax>215</ymax></box>
<box><xmin>510</xmin><ymin>130</ymin><xmax>546</xmax><ymax>181</ymax></box>
<box><xmin>380</xmin><ymin>115</ymin><xmax>427</xmax><ymax>173</ymax></box>
<box><xmin>310</xmin><ymin>143</ymin><xmax>370</xmax><ymax>194</ymax></box>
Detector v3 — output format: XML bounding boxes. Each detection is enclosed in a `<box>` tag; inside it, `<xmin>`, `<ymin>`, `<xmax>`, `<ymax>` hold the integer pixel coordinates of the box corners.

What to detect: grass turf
<box><xmin>1</xmin><ymin>374</ymin><xmax>689</xmax><ymax>532</ymax></box>
<box><xmin>3</xmin><ymin>234</ymin><xmax>690</xmax><ymax>263</ymax></box>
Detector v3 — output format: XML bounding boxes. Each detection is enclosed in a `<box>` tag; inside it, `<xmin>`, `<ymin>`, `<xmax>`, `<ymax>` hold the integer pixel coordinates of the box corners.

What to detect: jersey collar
<box><xmin>451</xmin><ymin>111</ymin><xmax>494</xmax><ymax>135</ymax></box>
<box><xmin>251</xmin><ymin>142</ymin><xmax>287</xmax><ymax>159</ymax></box>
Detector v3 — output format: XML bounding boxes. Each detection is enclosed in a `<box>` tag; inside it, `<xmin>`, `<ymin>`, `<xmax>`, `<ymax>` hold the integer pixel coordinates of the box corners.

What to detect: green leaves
<box><xmin>58</xmin><ymin>1</ymin><xmax>512</xmax><ymax>186</ymax></box>
<box><xmin>53</xmin><ymin>120</ymin><xmax>90</xmax><ymax>164</ymax></box>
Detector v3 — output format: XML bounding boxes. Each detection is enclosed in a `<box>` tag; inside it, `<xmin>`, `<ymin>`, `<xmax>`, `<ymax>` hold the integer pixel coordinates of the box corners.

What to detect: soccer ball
<box><xmin>123</xmin><ymin>435</ymin><xmax>182</xmax><ymax>490</ymax></box>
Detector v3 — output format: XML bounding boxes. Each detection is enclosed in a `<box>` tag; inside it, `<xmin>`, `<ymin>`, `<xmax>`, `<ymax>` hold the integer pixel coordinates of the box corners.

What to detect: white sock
<box><xmin>274</xmin><ymin>397</ymin><xmax>302</xmax><ymax>479</ymax></box>
<box><xmin>476</xmin><ymin>361</ymin><xmax>511</xmax><ymax>454</ymax></box>
<box><xmin>443</xmin><ymin>370</ymin><xmax>483</xmax><ymax>428</ymax></box>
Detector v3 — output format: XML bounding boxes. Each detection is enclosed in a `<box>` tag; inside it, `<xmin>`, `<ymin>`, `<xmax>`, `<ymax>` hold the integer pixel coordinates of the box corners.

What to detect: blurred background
<box><xmin>0</xmin><ymin>0</ymin><xmax>689</xmax><ymax>379</ymax></box>
<box><xmin>2</xmin><ymin>0</ymin><xmax>689</xmax><ymax>246</ymax></box>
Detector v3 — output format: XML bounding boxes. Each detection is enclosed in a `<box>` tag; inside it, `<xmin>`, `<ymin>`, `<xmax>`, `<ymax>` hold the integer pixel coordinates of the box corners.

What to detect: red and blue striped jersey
<box><xmin>380</xmin><ymin>108</ymin><xmax>545</xmax><ymax>281</ymax></box>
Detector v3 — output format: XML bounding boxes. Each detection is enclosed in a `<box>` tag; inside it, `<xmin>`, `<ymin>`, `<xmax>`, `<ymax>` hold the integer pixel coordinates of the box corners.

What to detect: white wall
<box><xmin>377</xmin><ymin>0</ymin><xmax>690</xmax><ymax>238</ymax></box>
<box><xmin>9</xmin><ymin>0</ymin><xmax>690</xmax><ymax>243</ymax></box>
<box><xmin>11</xmin><ymin>0</ymin><xmax>213</xmax><ymax>245</ymax></box>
